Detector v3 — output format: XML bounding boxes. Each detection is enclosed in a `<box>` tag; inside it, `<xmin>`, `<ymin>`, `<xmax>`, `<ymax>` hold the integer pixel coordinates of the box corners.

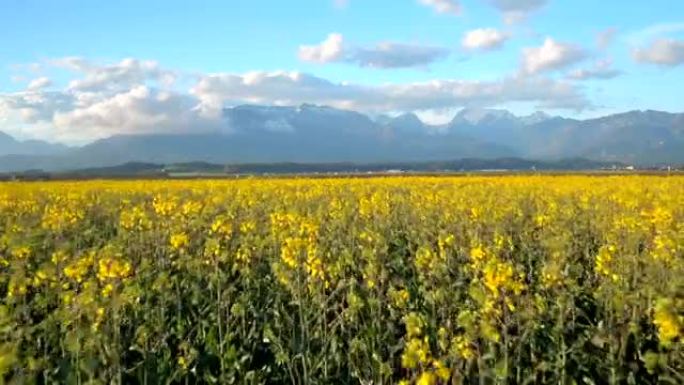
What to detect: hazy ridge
<box><xmin>1</xmin><ymin>105</ymin><xmax>683</xmax><ymax>172</ymax></box>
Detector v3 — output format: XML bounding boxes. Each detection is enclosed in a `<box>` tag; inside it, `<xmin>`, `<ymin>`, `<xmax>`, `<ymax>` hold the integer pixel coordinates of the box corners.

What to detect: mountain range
<box><xmin>1</xmin><ymin>105</ymin><xmax>683</xmax><ymax>172</ymax></box>
<box><xmin>0</xmin><ymin>131</ymin><xmax>69</xmax><ymax>157</ymax></box>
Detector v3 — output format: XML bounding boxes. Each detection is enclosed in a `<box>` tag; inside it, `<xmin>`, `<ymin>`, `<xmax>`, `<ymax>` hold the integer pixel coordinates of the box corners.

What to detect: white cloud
<box><xmin>488</xmin><ymin>0</ymin><xmax>547</xmax><ymax>24</ymax></box>
<box><xmin>414</xmin><ymin>108</ymin><xmax>459</xmax><ymax>126</ymax></box>
<box><xmin>0</xmin><ymin>91</ymin><xmax>75</xmax><ymax>124</ymax></box>
<box><xmin>596</xmin><ymin>28</ymin><xmax>617</xmax><ymax>50</ymax></box>
<box><xmin>1</xmin><ymin>58</ymin><xmax>197</xmax><ymax>142</ymax></box>
<box><xmin>26</xmin><ymin>77</ymin><xmax>52</xmax><ymax>91</ymax></box>
<box><xmin>51</xmin><ymin>86</ymin><xmax>208</xmax><ymax>141</ymax></box>
<box><xmin>299</xmin><ymin>34</ymin><xmax>449</xmax><ymax>68</ymax></box>
<box><xmin>633</xmin><ymin>39</ymin><xmax>684</xmax><ymax>66</ymax></box>
<box><xmin>522</xmin><ymin>37</ymin><xmax>587</xmax><ymax>74</ymax></box>
<box><xmin>298</xmin><ymin>33</ymin><xmax>345</xmax><ymax>63</ymax></box>
<box><xmin>418</xmin><ymin>0</ymin><xmax>461</xmax><ymax>16</ymax></box>
<box><xmin>49</xmin><ymin>57</ymin><xmax>92</xmax><ymax>72</ymax></box>
<box><xmin>191</xmin><ymin>70</ymin><xmax>590</xmax><ymax>116</ymax></box>
<box><xmin>462</xmin><ymin>28</ymin><xmax>509</xmax><ymax>51</ymax></box>
<box><xmin>1</xmin><ymin>87</ymin><xmax>208</xmax><ymax>142</ymax></box>
<box><xmin>567</xmin><ymin>59</ymin><xmax>621</xmax><ymax>80</ymax></box>
<box><xmin>50</xmin><ymin>57</ymin><xmax>177</xmax><ymax>91</ymax></box>
<box><xmin>1</xmin><ymin>57</ymin><xmax>592</xmax><ymax>143</ymax></box>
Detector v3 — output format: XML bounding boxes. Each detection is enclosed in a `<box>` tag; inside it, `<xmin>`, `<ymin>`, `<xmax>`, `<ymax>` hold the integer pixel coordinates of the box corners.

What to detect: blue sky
<box><xmin>1</xmin><ymin>0</ymin><xmax>683</xmax><ymax>143</ymax></box>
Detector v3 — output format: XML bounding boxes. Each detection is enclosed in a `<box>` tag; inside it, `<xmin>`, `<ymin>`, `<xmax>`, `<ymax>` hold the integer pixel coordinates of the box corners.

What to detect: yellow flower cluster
<box><xmin>64</xmin><ymin>252</ymin><xmax>95</xmax><ymax>283</ymax></box>
<box><xmin>169</xmin><ymin>232</ymin><xmax>190</xmax><ymax>251</ymax></box>
<box><xmin>401</xmin><ymin>312</ymin><xmax>452</xmax><ymax>383</ymax></box>
<box><xmin>119</xmin><ymin>205</ymin><xmax>151</xmax><ymax>231</ymax></box>
<box><xmin>653</xmin><ymin>298</ymin><xmax>682</xmax><ymax>346</ymax></box>
<box><xmin>96</xmin><ymin>256</ymin><xmax>132</xmax><ymax>281</ymax></box>
<box><xmin>0</xmin><ymin>175</ymin><xmax>682</xmax><ymax>383</ymax></box>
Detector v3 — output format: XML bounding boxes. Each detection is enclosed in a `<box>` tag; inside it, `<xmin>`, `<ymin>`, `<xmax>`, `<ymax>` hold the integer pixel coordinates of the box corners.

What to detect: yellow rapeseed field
<box><xmin>0</xmin><ymin>176</ymin><xmax>682</xmax><ymax>384</ymax></box>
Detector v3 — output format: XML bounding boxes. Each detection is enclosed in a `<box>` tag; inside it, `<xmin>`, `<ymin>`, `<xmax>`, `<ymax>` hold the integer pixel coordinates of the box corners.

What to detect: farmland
<box><xmin>0</xmin><ymin>176</ymin><xmax>682</xmax><ymax>384</ymax></box>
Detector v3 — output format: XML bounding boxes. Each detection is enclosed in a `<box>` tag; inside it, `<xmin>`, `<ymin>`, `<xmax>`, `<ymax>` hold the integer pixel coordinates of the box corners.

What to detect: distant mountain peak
<box><xmin>0</xmin><ymin>130</ymin><xmax>69</xmax><ymax>157</ymax></box>
<box><xmin>520</xmin><ymin>111</ymin><xmax>552</xmax><ymax>125</ymax></box>
<box><xmin>455</xmin><ymin>108</ymin><xmax>517</xmax><ymax>125</ymax></box>
<box><xmin>2</xmin><ymin>106</ymin><xmax>684</xmax><ymax>172</ymax></box>
<box><xmin>385</xmin><ymin>112</ymin><xmax>427</xmax><ymax>134</ymax></box>
<box><xmin>0</xmin><ymin>131</ymin><xmax>14</xmax><ymax>141</ymax></box>
<box><xmin>297</xmin><ymin>103</ymin><xmax>351</xmax><ymax>114</ymax></box>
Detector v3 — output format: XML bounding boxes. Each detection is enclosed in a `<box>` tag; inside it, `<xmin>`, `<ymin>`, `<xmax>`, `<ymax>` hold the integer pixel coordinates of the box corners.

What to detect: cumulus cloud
<box><xmin>191</xmin><ymin>70</ymin><xmax>590</xmax><ymax>116</ymax></box>
<box><xmin>633</xmin><ymin>39</ymin><xmax>684</xmax><ymax>66</ymax></box>
<box><xmin>487</xmin><ymin>0</ymin><xmax>547</xmax><ymax>24</ymax></box>
<box><xmin>596</xmin><ymin>28</ymin><xmax>617</xmax><ymax>50</ymax></box>
<box><xmin>462</xmin><ymin>28</ymin><xmax>509</xmax><ymax>51</ymax></box>
<box><xmin>299</xmin><ymin>34</ymin><xmax>449</xmax><ymax>68</ymax></box>
<box><xmin>1</xmin><ymin>57</ymin><xmax>593</xmax><ymax>142</ymax></box>
<box><xmin>417</xmin><ymin>0</ymin><xmax>461</xmax><ymax>16</ymax></box>
<box><xmin>1</xmin><ymin>87</ymin><xmax>208</xmax><ymax>142</ymax></box>
<box><xmin>567</xmin><ymin>59</ymin><xmax>621</xmax><ymax>80</ymax></box>
<box><xmin>1</xmin><ymin>58</ymin><xmax>202</xmax><ymax>142</ymax></box>
<box><xmin>50</xmin><ymin>57</ymin><xmax>176</xmax><ymax>91</ymax></box>
<box><xmin>0</xmin><ymin>91</ymin><xmax>75</xmax><ymax>124</ymax></box>
<box><xmin>521</xmin><ymin>37</ymin><xmax>587</xmax><ymax>74</ymax></box>
<box><xmin>52</xmin><ymin>86</ymin><xmax>205</xmax><ymax>139</ymax></box>
<box><xmin>298</xmin><ymin>33</ymin><xmax>346</xmax><ymax>63</ymax></box>
<box><xmin>26</xmin><ymin>77</ymin><xmax>52</xmax><ymax>91</ymax></box>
